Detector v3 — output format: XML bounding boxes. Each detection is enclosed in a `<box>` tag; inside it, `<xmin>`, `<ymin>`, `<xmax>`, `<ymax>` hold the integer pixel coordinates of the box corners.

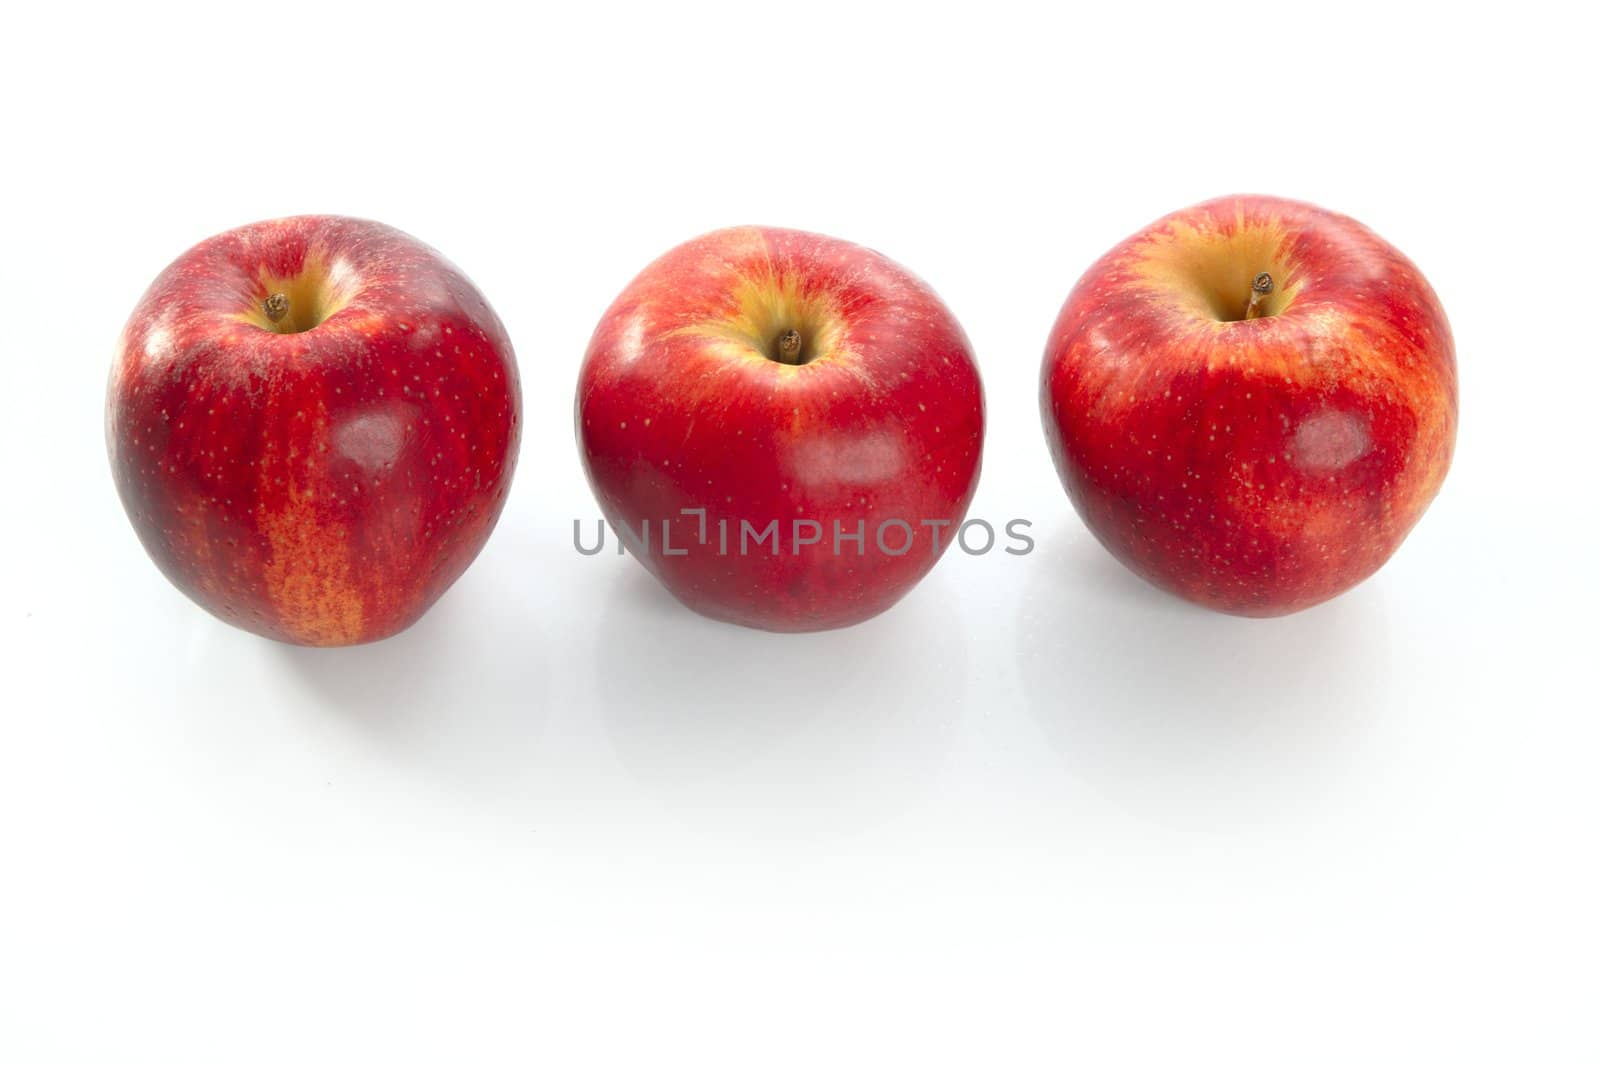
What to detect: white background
<box><xmin>3</xmin><ymin>2</ymin><xmax>1596</xmax><ymax>1060</ymax></box>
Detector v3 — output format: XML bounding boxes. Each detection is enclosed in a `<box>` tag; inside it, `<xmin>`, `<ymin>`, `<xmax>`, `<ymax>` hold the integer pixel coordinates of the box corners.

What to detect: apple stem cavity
<box><xmin>774</xmin><ymin>329</ymin><xmax>804</xmax><ymax>365</ymax></box>
<box><xmin>1244</xmin><ymin>272</ymin><xmax>1274</xmax><ymax>321</ymax></box>
<box><xmin>263</xmin><ymin>292</ymin><xmax>290</xmax><ymax>327</ymax></box>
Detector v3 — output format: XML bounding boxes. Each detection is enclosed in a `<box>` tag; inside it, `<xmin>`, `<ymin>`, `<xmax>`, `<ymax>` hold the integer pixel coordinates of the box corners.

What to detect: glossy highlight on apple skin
<box><xmin>1041</xmin><ymin>195</ymin><xmax>1457</xmax><ymax>616</ymax></box>
<box><xmin>107</xmin><ymin>216</ymin><xmax>521</xmax><ymax>646</ymax></box>
<box><xmin>577</xmin><ymin>226</ymin><xmax>985</xmax><ymax>632</ymax></box>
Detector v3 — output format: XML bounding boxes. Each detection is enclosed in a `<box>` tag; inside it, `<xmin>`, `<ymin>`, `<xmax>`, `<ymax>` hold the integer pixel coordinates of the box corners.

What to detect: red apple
<box><xmin>1041</xmin><ymin>195</ymin><xmax>1457</xmax><ymax>616</ymax></box>
<box><xmin>577</xmin><ymin>226</ymin><xmax>984</xmax><ymax>631</ymax></box>
<box><xmin>107</xmin><ymin>216</ymin><xmax>521</xmax><ymax>645</ymax></box>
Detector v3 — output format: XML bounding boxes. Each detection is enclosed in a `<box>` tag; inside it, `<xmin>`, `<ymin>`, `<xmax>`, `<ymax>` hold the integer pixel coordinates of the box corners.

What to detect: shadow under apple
<box><xmin>1017</xmin><ymin>521</ymin><xmax>1391</xmax><ymax>830</ymax></box>
<box><xmin>276</xmin><ymin>570</ymin><xmax>551</xmax><ymax>805</ymax></box>
<box><xmin>591</xmin><ymin>567</ymin><xmax>968</xmax><ymax>842</ymax></box>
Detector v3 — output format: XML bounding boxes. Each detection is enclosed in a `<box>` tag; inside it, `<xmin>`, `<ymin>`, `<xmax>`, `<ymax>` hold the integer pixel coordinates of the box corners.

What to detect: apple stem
<box><xmin>1244</xmin><ymin>273</ymin><xmax>1274</xmax><ymax>320</ymax></box>
<box><xmin>774</xmin><ymin>329</ymin><xmax>804</xmax><ymax>365</ymax></box>
<box><xmin>263</xmin><ymin>292</ymin><xmax>290</xmax><ymax>327</ymax></box>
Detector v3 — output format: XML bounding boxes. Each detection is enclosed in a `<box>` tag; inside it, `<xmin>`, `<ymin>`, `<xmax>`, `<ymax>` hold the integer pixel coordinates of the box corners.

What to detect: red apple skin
<box><xmin>107</xmin><ymin>216</ymin><xmax>520</xmax><ymax>646</ymax></box>
<box><xmin>577</xmin><ymin>226</ymin><xmax>984</xmax><ymax>632</ymax></box>
<box><xmin>1041</xmin><ymin>195</ymin><xmax>1457</xmax><ymax>616</ymax></box>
